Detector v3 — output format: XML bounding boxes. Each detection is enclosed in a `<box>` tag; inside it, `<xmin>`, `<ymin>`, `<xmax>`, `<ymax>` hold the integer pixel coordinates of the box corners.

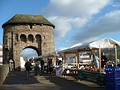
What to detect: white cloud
<box><xmin>44</xmin><ymin>0</ymin><xmax>110</xmax><ymax>40</ymax></box>
<box><xmin>47</xmin><ymin>0</ymin><xmax>109</xmax><ymax>17</ymax></box>
<box><xmin>48</xmin><ymin>16</ymin><xmax>72</xmax><ymax>38</ymax></box>
<box><xmin>73</xmin><ymin>10</ymin><xmax>120</xmax><ymax>44</ymax></box>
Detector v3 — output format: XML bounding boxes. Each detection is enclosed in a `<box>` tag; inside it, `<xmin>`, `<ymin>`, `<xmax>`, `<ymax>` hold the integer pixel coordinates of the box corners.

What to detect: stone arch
<box><xmin>22</xmin><ymin>46</ymin><xmax>39</xmax><ymax>56</ymax></box>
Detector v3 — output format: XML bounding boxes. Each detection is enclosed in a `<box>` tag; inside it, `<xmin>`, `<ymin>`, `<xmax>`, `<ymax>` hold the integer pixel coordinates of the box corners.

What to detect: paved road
<box><xmin>0</xmin><ymin>71</ymin><xmax>105</xmax><ymax>90</ymax></box>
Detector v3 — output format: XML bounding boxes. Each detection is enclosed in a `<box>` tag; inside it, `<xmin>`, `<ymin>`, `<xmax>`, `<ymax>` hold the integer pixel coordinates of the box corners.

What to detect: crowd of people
<box><xmin>24</xmin><ymin>58</ymin><xmax>62</xmax><ymax>79</ymax></box>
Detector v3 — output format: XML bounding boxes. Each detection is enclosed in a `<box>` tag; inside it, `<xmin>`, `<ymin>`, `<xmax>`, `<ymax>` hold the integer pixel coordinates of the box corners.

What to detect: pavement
<box><xmin>0</xmin><ymin>71</ymin><xmax>105</xmax><ymax>90</ymax></box>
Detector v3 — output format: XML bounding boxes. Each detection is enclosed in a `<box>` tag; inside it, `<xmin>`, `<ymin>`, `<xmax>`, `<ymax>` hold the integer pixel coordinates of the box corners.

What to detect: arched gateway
<box><xmin>2</xmin><ymin>14</ymin><xmax>55</xmax><ymax>70</ymax></box>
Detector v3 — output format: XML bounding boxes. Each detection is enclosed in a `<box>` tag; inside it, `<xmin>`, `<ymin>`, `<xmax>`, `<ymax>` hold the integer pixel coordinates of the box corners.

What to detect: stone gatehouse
<box><xmin>2</xmin><ymin>14</ymin><xmax>55</xmax><ymax>69</ymax></box>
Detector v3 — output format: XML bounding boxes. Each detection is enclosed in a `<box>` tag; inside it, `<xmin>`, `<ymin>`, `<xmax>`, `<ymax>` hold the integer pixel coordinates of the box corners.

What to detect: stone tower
<box><xmin>2</xmin><ymin>14</ymin><xmax>55</xmax><ymax>69</ymax></box>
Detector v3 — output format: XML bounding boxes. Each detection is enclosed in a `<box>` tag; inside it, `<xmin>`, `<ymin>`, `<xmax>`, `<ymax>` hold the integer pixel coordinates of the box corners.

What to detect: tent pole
<box><xmin>63</xmin><ymin>53</ymin><xmax>66</xmax><ymax>68</ymax></box>
<box><xmin>99</xmin><ymin>48</ymin><xmax>101</xmax><ymax>73</ymax></box>
<box><xmin>115</xmin><ymin>44</ymin><xmax>118</xmax><ymax>67</ymax></box>
<box><xmin>76</xmin><ymin>50</ymin><xmax>79</xmax><ymax>68</ymax></box>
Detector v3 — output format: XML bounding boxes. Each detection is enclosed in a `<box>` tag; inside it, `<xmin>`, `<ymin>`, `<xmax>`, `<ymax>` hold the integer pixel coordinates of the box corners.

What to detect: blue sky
<box><xmin>0</xmin><ymin>0</ymin><xmax>120</xmax><ymax>58</ymax></box>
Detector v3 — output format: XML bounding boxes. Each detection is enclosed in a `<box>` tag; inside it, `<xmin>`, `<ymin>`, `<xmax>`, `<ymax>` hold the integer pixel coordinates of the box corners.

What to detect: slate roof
<box><xmin>2</xmin><ymin>14</ymin><xmax>55</xmax><ymax>28</ymax></box>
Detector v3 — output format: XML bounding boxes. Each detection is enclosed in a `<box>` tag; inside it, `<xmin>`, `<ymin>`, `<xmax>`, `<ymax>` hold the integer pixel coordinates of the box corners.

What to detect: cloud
<box><xmin>48</xmin><ymin>16</ymin><xmax>72</xmax><ymax>38</ymax></box>
<box><xmin>48</xmin><ymin>16</ymin><xmax>87</xmax><ymax>39</ymax></box>
<box><xmin>46</xmin><ymin>0</ymin><xmax>109</xmax><ymax>17</ymax></box>
<box><xmin>72</xmin><ymin>10</ymin><xmax>120</xmax><ymax>44</ymax></box>
<box><xmin>44</xmin><ymin>0</ymin><xmax>110</xmax><ymax>39</ymax></box>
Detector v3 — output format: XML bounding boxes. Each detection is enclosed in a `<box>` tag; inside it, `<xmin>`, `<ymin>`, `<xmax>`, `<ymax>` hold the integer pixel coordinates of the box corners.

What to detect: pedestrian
<box><xmin>56</xmin><ymin>60</ymin><xmax>62</xmax><ymax>76</ymax></box>
<box><xmin>40</xmin><ymin>59</ymin><xmax>44</xmax><ymax>75</ymax></box>
<box><xmin>48</xmin><ymin>59</ymin><xmax>53</xmax><ymax>74</ymax></box>
<box><xmin>34</xmin><ymin>59</ymin><xmax>40</xmax><ymax>76</ymax></box>
<box><xmin>92</xmin><ymin>53</ymin><xmax>99</xmax><ymax>69</ymax></box>
<box><xmin>24</xmin><ymin>60</ymin><xmax>32</xmax><ymax>79</ymax></box>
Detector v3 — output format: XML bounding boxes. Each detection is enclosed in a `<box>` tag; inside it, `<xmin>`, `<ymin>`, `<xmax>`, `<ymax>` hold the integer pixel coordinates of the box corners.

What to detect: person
<box><xmin>40</xmin><ymin>59</ymin><xmax>44</xmax><ymax>75</ymax></box>
<box><xmin>55</xmin><ymin>60</ymin><xmax>62</xmax><ymax>76</ymax></box>
<box><xmin>25</xmin><ymin>60</ymin><xmax>32</xmax><ymax>79</ymax></box>
<box><xmin>58</xmin><ymin>60</ymin><xmax>62</xmax><ymax>65</ymax></box>
<box><xmin>92</xmin><ymin>54</ymin><xmax>99</xmax><ymax>69</ymax></box>
<box><xmin>9</xmin><ymin>58</ymin><xmax>14</xmax><ymax>71</ymax></box>
<box><xmin>101</xmin><ymin>52</ymin><xmax>107</xmax><ymax>68</ymax></box>
<box><xmin>34</xmin><ymin>59</ymin><xmax>40</xmax><ymax>76</ymax></box>
<box><xmin>48</xmin><ymin>59</ymin><xmax>53</xmax><ymax>74</ymax></box>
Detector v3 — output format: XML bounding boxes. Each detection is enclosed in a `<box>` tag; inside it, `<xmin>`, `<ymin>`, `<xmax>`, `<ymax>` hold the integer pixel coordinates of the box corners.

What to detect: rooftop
<box><xmin>2</xmin><ymin>14</ymin><xmax>55</xmax><ymax>28</ymax></box>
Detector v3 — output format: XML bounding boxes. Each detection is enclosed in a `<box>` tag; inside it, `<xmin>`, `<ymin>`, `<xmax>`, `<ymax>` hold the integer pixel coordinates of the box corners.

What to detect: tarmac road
<box><xmin>0</xmin><ymin>71</ymin><xmax>105</xmax><ymax>90</ymax></box>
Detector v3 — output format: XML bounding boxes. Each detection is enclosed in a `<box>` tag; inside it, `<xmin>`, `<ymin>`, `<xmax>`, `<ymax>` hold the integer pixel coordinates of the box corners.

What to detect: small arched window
<box><xmin>28</xmin><ymin>34</ymin><xmax>34</xmax><ymax>42</ymax></box>
<box><xmin>36</xmin><ymin>34</ymin><xmax>41</xmax><ymax>43</ymax></box>
<box><xmin>20</xmin><ymin>34</ymin><xmax>26</xmax><ymax>43</ymax></box>
<box><xmin>15</xmin><ymin>34</ymin><xmax>18</xmax><ymax>41</ymax></box>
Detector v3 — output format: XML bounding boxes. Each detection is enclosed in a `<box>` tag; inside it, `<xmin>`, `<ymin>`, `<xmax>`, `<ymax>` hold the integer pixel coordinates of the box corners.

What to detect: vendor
<box><xmin>92</xmin><ymin>54</ymin><xmax>99</xmax><ymax>69</ymax></box>
<box><xmin>101</xmin><ymin>52</ymin><xmax>107</xmax><ymax>68</ymax></box>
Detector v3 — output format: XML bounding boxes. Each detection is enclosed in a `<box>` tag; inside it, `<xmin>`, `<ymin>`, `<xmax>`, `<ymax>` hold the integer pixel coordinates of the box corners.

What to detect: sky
<box><xmin>0</xmin><ymin>0</ymin><xmax>120</xmax><ymax>58</ymax></box>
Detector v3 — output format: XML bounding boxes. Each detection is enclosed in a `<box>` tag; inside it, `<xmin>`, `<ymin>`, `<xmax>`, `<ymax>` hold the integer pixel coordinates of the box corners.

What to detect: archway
<box><xmin>21</xmin><ymin>47</ymin><xmax>38</xmax><ymax>60</ymax></box>
<box><xmin>20</xmin><ymin>47</ymin><xmax>39</xmax><ymax>70</ymax></box>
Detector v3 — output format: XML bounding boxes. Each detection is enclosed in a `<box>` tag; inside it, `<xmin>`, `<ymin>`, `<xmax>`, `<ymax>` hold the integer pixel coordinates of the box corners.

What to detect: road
<box><xmin>0</xmin><ymin>71</ymin><xmax>105</xmax><ymax>90</ymax></box>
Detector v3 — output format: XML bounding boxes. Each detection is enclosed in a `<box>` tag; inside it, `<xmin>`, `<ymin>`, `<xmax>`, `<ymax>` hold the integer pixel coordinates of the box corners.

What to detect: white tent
<box><xmin>57</xmin><ymin>37</ymin><xmax>120</xmax><ymax>69</ymax></box>
<box><xmin>80</xmin><ymin>37</ymin><xmax>120</xmax><ymax>49</ymax></box>
<box><xmin>49</xmin><ymin>51</ymin><xmax>59</xmax><ymax>57</ymax></box>
<box><xmin>78</xmin><ymin>37</ymin><xmax>120</xmax><ymax>70</ymax></box>
<box><xmin>34</xmin><ymin>51</ymin><xmax>59</xmax><ymax>60</ymax></box>
<box><xmin>35</xmin><ymin>54</ymin><xmax>49</xmax><ymax>59</ymax></box>
<box><xmin>58</xmin><ymin>43</ymin><xmax>83</xmax><ymax>54</ymax></box>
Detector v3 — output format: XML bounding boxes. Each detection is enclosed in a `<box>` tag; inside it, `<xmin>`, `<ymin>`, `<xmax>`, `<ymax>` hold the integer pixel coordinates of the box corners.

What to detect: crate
<box><xmin>105</xmin><ymin>67</ymin><xmax>120</xmax><ymax>80</ymax></box>
<box><xmin>105</xmin><ymin>67</ymin><xmax>120</xmax><ymax>75</ymax></box>
<box><xmin>105</xmin><ymin>67</ymin><xmax>120</xmax><ymax>90</ymax></box>
<box><xmin>106</xmin><ymin>83</ymin><xmax>120</xmax><ymax>90</ymax></box>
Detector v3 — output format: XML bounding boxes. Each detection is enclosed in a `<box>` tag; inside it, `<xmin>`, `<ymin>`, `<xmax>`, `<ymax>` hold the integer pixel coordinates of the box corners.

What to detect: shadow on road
<box><xmin>3</xmin><ymin>71</ymin><xmax>39</xmax><ymax>85</ymax></box>
<box><xmin>1</xmin><ymin>71</ymin><xmax>105</xmax><ymax>90</ymax></box>
<box><xmin>44</xmin><ymin>75</ymin><xmax>105</xmax><ymax>90</ymax></box>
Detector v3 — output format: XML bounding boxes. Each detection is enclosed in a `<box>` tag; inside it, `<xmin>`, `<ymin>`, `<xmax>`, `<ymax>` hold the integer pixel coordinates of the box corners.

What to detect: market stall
<box><xmin>58</xmin><ymin>46</ymin><xmax>81</xmax><ymax>76</ymax></box>
<box><xmin>76</xmin><ymin>37</ymin><xmax>120</xmax><ymax>86</ymax></box>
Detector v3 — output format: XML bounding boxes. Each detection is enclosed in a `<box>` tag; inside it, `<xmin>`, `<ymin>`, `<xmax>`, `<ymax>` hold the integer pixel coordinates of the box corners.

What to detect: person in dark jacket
<box><xmin>40</xmin><ymin>59</ymin><xmax>44</xmax><ymax>75</ymax></box>
<box><xmin>25</xmin><ymin>60</ymin><xmax>32</xmax><ymax>79</ymax></box>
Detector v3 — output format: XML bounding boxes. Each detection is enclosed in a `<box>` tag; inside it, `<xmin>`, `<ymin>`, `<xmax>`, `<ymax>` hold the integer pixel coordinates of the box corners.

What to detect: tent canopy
<box><xmin>57</xmin><ymin>37</ymin><xmax>120</xmax><ymax>53</ymax></box>
<box><xmin>79</xmin><ymin>37</ymin><xmax>120</xmax><ymax>50</ymax></box>
<box><xmin>90</xmin><ymin>37</ymin><xmax>120</xmax><ymax>48</ymax></box>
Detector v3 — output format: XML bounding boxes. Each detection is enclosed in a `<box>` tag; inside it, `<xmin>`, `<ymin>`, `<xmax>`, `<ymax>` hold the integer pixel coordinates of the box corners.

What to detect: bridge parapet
<box><xmin>0</xmin><ymin>64</ymin><xmax>9</xmax><ymax>87</ymax></box>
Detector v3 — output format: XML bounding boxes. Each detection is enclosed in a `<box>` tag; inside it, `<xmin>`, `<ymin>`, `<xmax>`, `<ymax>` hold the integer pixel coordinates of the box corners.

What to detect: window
<box><xmin>20</xmin><ymin>34</ymin><xmax>26</xmax><ymax>43</ymax></box>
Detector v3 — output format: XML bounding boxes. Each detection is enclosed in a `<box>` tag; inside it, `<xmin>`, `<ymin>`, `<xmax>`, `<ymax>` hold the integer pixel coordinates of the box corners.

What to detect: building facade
<box><xmin>2</xmin><ymin>14</ymin><xmax>55</xmax><ymax>69</ymax></box>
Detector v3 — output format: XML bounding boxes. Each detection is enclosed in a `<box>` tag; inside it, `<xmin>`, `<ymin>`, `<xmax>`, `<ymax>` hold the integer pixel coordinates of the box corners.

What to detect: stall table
<box><xmin>78</xmin><ymin>70</ymin><xmax>105</xmax><ymax>87</ymax></box>
<box><xmin>62</xmin><ymin>68</ymin><xmax>79</xmax><ymax>76</ymax></box>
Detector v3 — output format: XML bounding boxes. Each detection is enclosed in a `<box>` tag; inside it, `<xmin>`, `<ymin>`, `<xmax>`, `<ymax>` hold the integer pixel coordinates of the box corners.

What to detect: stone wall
<box><xmin>3</xmin><ymin>24</ymin><xmax>55</xmax><ymax>68</ymax></box>
<box><xmin>0</xmin><ymin>64</ymin><xmax>9</xmax><ymax>87</ymax></box>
